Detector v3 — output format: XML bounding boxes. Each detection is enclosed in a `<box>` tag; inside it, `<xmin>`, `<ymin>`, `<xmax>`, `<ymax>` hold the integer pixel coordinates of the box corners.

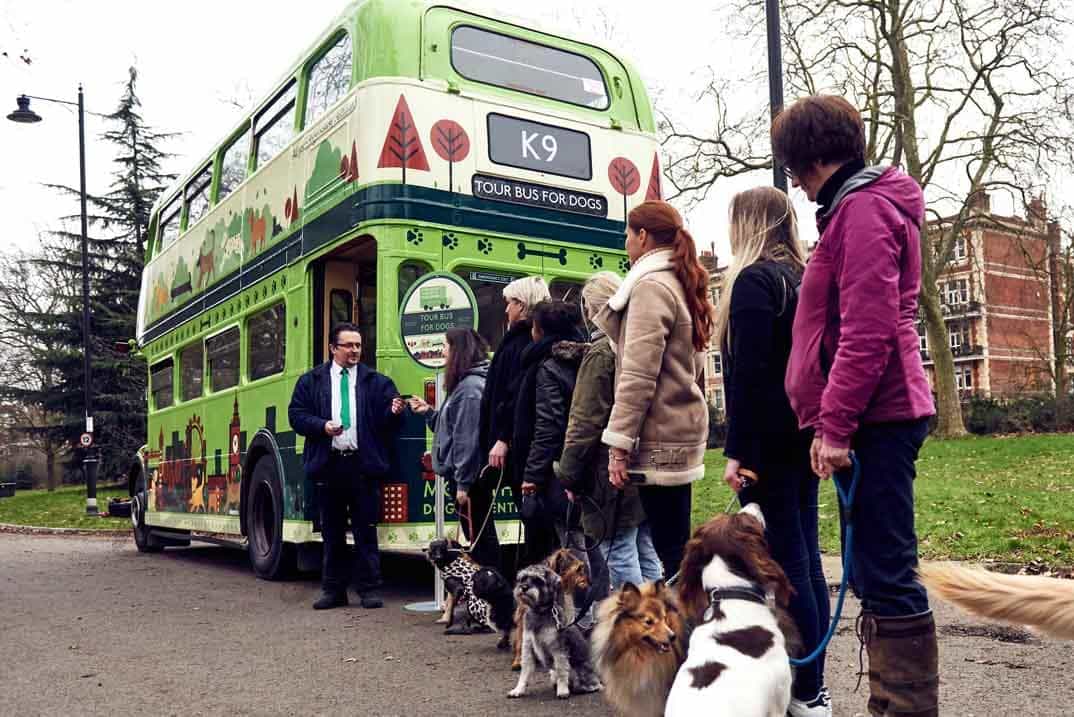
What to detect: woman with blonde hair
<box><xmin>595</xmin><ymin>200</ymin><xmax>713</xmax><ymax>577</ymax></box>
<box><xmin>719</xmin><ymin>186</ymin><xmax>830</xmax><ymax>717</ymax></box>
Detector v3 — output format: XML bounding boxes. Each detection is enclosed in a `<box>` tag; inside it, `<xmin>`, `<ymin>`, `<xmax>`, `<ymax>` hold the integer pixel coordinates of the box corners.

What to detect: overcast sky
<box><xmin>1</xmin><ymin>0</ymin><xmax>817</xmax><ymax>265</ymax></box>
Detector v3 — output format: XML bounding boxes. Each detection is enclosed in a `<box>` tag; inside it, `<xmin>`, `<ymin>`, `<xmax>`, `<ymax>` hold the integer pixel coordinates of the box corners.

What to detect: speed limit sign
<box><xmin>79</xmin><ymin>432</ymin><xmax>93</xmax><ymax>448</ymax></box>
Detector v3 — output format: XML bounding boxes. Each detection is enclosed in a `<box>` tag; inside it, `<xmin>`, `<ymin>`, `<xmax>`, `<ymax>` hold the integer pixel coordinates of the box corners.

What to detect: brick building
<box><xmin>921</xmin><ymin>194</ymin><xmax>1064</xmax><ymax>398</ymax></box>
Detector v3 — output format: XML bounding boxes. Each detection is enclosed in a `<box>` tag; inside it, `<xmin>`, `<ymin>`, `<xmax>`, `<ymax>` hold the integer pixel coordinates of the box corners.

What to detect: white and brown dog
<box><xmin>665</xmin><ymin>504</ymin><xmax>797</xmax><ymax>717</ymax></box>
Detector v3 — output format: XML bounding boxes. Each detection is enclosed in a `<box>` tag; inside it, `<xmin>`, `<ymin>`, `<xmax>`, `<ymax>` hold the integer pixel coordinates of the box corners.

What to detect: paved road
<box><xmin>2</xmin><ymin>533</ymin><xmax>1072</xmax><ymax>716</ymax></box>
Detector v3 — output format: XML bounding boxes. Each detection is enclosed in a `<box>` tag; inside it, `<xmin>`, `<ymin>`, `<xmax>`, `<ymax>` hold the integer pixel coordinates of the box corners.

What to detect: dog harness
<box><xmin>702</xmin><ymin>584</ymin><xmax>768</xmax><ymax>622</ymax></box>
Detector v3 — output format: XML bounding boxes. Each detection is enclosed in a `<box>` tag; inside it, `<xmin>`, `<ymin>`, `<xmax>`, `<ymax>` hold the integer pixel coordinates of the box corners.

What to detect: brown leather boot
<box><xmin>860</xmin><ymin>610</ymin><xmax>939</xmax><ymax>717</ymax></box>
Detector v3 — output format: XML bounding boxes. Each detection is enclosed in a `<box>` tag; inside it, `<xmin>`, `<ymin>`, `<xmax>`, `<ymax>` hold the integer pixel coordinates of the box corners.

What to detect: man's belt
<box><xmin>331</xmin><ymin>448</ymin><xmax>358</xmax><ymax>456</ymax></box>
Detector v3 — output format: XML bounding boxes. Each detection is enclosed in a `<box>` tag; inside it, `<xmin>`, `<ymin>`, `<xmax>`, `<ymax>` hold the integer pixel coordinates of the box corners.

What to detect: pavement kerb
<box><xmin>0</xmin><ymin>522</ymin><xmax>130</xmax><ymax>537</ymax></box>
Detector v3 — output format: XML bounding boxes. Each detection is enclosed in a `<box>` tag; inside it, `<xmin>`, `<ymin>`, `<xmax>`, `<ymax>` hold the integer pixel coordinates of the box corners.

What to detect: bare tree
<box><xmin>0</xmin><ymin>249</ymin><xmax>72</xmax><ymax>490</ymax></box>
<box><xmin>668</xmin><ymin>0</ymin><xmax>1074</xmax><ymax>437</ymax></box>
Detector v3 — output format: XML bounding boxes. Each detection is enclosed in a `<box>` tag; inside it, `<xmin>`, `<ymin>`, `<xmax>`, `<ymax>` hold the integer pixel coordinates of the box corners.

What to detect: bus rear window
<box><xmin>451</xmin><ymin>26</ymin><xmax>609</xmax><ymax>110</ymax></box>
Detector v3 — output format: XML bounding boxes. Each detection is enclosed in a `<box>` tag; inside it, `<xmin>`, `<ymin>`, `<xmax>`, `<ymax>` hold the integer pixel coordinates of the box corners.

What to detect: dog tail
<box><xmin>919</xmin><ymin>562</ymin><xmax>1074</xmax><ymax>640</ymax></box>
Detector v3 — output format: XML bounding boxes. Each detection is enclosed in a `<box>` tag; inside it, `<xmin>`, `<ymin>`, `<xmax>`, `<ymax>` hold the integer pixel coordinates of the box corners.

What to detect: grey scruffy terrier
<box><xmin>508</xmin><ymin>563</ymin><xmax>602</xmax><ymax>700</ymax></box>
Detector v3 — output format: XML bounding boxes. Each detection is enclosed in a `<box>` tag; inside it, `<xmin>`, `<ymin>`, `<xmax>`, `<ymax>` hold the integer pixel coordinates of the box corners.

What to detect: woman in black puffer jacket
<box><xmin>512</xmin><ymin>300</ymin><xmax>585</xmax><ymax>564</ymax></box>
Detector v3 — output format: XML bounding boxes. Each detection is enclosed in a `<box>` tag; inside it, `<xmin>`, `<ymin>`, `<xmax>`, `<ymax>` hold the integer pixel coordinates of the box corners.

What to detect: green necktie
<box><xmin>340</xmin><ymin>368</ymin><xmax>351</xmax><ymax>430</ymax></box>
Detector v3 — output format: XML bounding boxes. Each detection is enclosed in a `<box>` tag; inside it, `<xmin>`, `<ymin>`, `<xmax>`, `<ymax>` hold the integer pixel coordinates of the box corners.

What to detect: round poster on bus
<box><xmin>399</xmin><ymin>272</ymin><xmax>478</xmax><ymax>369</ymax></box>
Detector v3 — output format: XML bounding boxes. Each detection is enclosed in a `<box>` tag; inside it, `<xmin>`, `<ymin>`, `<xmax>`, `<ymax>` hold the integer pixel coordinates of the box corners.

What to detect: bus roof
<box><xmin>148</xmin><ymin>0</ymin><xmax>655</xmax><ymax>225</ymax></box>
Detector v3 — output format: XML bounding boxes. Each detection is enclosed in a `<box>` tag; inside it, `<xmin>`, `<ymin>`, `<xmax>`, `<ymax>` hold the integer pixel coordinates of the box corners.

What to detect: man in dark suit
<box><xmin>288</xmin><ymin>322</ymin><xmax>404</xmax><ymax>610</ymax></box>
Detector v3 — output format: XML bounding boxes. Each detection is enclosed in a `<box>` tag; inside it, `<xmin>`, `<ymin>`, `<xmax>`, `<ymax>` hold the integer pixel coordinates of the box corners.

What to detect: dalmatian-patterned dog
<box><xmin>425</xmin><ymin>538</ymin><xmax>496</xmax><ymax>634</ymax></box>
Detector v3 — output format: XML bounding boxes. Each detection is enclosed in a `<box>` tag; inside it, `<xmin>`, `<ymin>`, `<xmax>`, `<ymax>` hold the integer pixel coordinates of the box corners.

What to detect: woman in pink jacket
<box><xmin>773</xmin><ymin>95</ymin><xmax>938</xmax><ymax>717</ymax></box>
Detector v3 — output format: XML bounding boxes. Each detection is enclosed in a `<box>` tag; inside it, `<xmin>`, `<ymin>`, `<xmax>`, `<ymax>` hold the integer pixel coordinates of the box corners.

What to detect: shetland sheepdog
<box><xmin>590</xmin><ymin>580</ymin><xmax>687</xmax><ymax>717</ymax></box>
<box><xmin>919</xmin><ymin>562</ymin><xmax>1074</xmax><ymax>640</ymax></box>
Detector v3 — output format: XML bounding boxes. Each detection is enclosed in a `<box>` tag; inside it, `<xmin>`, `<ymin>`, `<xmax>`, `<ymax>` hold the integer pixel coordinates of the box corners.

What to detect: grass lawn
<box><xmin>694</xmin><ymin>433</ymin><xmax>1074</xmax><ymax>567</ymax></box>
<box><xmin>0</xmin><ymin>484</ymin><xmax>129</xmax><ymax>530</ymax></box>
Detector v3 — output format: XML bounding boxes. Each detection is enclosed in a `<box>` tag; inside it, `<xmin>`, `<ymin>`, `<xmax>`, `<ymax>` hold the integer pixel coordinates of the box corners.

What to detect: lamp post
<box><xmin>765</xmin><ymin>0</ymin><xmax>787</xmax><ymax>192</ymax></box>
<box><xmin>8</xmin><ymin>87</ymin><xmax>99</xmax><ymax>516</ymax></box>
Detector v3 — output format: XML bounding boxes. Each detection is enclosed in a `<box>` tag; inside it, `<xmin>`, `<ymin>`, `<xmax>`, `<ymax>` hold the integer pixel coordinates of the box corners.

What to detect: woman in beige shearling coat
<box><xmin>594</xmin><ymin>200</ymin><xmax>714</xmax><ymax>577</ymax></box>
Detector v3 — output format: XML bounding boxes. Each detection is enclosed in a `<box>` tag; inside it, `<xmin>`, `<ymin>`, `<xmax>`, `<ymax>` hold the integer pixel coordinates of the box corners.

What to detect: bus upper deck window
<box><xmin>305</xmin><ymin>33</ymin><xmax>353</xmax><ymax>127</ymax></box>
<box><xmin>217</xmin><ymin>132</ymin><xmax>248</xmax><ymax>202</ymax></box>
<box><xmin>254</xmin><ymin>82</ymin><xmax>297</xmax><ymax>170</ymax></box>
<box><xmin>450</xmin><ymin>26</ymin><xmax>609</xmax><ymax>110</ymax></box>
<box><xmin>184</xmin><ymin>165</ymin><xmax>213</xmax><ymax>229</ymax></box>
<box><xmin>158</xmin><ymin>196</ymin><xmax>181</xmax><ymax>250</ymax></box>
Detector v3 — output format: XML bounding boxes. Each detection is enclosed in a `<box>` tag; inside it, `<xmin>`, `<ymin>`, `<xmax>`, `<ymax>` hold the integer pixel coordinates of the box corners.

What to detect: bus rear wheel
<box><xmin>247</xmin><ymin>454</ymin><xmax>295</xmax><ymax>580</ymax></box>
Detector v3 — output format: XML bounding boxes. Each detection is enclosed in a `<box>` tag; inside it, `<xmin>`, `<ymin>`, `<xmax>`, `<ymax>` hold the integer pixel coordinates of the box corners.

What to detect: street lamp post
<box><xmin>765</xmin><ymin>0</ymin><xmax>788</xmax><ymax>192</ymax></box>
<box><xmin>8</xmin><ymin>87</ymin><xmax>99</xmax><ymax>515</ymax></box>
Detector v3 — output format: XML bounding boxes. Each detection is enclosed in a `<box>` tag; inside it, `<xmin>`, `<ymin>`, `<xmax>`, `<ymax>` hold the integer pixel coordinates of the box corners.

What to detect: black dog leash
<box><xmin>555</xmin><ymin>489</ymin><xmax>624</xmax><ymax>633</ymax></box>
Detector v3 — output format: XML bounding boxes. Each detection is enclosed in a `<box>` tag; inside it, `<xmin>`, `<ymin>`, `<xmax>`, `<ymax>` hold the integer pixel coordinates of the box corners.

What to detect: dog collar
<box><xmin>703</xmin><ymin>584</ymin><xmax>768</xmax><ymax>622</ymax></box>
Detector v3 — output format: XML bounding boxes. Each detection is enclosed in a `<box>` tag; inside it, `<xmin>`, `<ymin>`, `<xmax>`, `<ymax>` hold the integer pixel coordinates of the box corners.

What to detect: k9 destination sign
<box><xmin>472</xmin><ymin>174</ymin><xmax>608</xmax><ymax>218</ymax></box>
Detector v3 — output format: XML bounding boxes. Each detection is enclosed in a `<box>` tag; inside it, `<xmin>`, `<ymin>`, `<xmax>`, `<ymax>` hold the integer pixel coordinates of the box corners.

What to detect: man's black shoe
<box><xmin>359</xmin><ymin>591</ymin><xmax>384</xmax><ymax>609</ymax></box>
<box><xmin>312</xmin><ymin>592</ymin><xmax>348</xmax><ymax>610</ymax></box>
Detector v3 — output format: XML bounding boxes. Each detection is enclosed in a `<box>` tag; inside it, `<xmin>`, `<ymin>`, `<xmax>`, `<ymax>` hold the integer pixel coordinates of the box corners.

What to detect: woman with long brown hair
<box><xmin>408</xmin><ymin>328</ymin><xmax>494</xmax><ymax>565</ymax></box>
<box><xmin>594</xmin><ymin>200</ymin><xmax>713</xmax><ymax>576</ymax></box>
<box><xmin>719</xmin><ymin>186</ymin><xmax>830</xmax><ymax>717</ymax></box>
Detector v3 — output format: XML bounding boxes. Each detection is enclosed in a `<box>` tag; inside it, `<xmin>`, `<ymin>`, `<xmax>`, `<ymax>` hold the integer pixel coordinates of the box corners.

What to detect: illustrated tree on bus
<box><xmin>430</xmin><ymin>119</ymin><xmax>470</xmax><ymax>193</ymax></box>
<box><xmin>645</xmin><ymin>153</ymin><xmax>663</xmax><ymax>201</ymax></box>
<box><xmin>608</xmin><ymin>157</ymin><xmax>641</xmax><ymax>222</ymax></box>
<box><xmin>171</xmin><ymin>256</ymin><xmax>192</xmax><ymax>300</ymax></box>
<box><xmin>340</xmin><ymin>140</ymin><xmax>359</xmax><ymax>184</ymax></box>
<box><xmin>378</xmin><ymin>94</ymin><xmax>429</xmax><ymax>184</ymax></box>
<box><xmin>284</xmin><ymin>187</ymin><xmax>300</xmax><ymax>226</ymax></box>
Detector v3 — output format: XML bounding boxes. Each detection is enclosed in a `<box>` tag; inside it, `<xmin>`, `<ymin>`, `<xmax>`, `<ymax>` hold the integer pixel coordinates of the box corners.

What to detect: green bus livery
<box><xmin>131</xmin><ymin>0</ymin><xmax>660</xmax><ymax>578</ymax></box>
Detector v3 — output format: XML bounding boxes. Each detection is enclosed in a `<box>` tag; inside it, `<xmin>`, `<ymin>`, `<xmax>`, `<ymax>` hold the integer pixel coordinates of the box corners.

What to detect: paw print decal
<box><xmin>589</xmin><ymin>254</ymin><xmax>604</xmax><ymax>270</ymax></box>
<box><xmin>406</xmin><ymin>229</ymin><xmax>423</xmax><ymax>245</ymax></box>
<box><xmin>618</xmin><ymin>257</ymin><xmax>631</xmax><ymax>274</ymax></box>
<box><xmin>477</xmin><ymin>238</ymin><xmax>493</xmax><ymax>255</ymax></box>
<box><xmin>442</xmin><ymin>232</ymin><xmax>459</xmax><ymax>250</ymax></box>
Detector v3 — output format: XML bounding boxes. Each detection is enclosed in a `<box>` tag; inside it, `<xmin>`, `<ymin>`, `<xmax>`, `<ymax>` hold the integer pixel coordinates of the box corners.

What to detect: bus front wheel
<box><xmin>246</xmin><ymin>455</ymin><xmax>295</xmax><ymax>580</ymax></box>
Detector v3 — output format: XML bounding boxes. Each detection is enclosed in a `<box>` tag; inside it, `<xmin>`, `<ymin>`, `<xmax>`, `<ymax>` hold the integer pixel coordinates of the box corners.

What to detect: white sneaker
<box><xmin>787</xmin><ymin>686</ymin><xmax>832</xmax><ymax>717</ymax></box>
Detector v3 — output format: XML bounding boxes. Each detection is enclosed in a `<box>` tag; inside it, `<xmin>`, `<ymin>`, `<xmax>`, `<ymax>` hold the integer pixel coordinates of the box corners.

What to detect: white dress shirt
<box><xmin>330</xmin><ymin>361</ymin><xmax>359</xmax><ymax>451</ymax></box>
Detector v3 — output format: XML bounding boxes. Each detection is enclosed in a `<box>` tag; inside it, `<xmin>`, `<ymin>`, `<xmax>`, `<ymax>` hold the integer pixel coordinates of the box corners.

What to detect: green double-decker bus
<box><xmin>130</xmin><ymin>0</ymin><xmax>661</xmax><ymax>578</ymax></box>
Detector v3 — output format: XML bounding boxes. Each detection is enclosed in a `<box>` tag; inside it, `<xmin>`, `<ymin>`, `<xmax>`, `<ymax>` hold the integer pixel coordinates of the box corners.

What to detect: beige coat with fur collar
<box><xmin>594</xmin><ymin>249</ymin><xmax>709</xmax><ymax>486</ymax></box>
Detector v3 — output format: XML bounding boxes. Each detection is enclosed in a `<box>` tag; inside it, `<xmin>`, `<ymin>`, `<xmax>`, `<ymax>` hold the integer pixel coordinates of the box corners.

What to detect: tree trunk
<box><xmin>920</xmin><ymin>265</ymin><xmax>967</xmax><ymax>437</ymax></box>
<box><xmin>45</xmin><ymin>437</ymin><xmax>57</xmax><ymax>492</ymax></box>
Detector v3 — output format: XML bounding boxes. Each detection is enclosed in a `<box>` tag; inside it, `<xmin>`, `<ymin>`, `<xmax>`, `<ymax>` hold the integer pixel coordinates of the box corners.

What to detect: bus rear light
<box><xmin>420</xmin><ymin>451</ymin><xmax>435</xmax><ymax>481</ymax></box>
<box><xmin>424</xmin><ymin>379</ymin><xmax>436</xmax><ymax>408</ymax></box>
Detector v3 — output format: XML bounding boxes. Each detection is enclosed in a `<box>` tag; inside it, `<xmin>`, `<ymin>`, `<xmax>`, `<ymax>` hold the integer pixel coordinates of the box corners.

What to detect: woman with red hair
<box><xmin>594</xmin><ymin>200</ymin><xmax>714</xmax><ymax>576</ymax></box>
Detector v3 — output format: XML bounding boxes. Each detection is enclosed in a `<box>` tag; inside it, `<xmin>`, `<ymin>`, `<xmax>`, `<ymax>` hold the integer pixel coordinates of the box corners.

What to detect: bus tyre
<box><xmin>131</xmin><ymin>491</ymin><xmax>163</xmax><ymax>553</ymax></box>
<box><xmin>247</xmin><ymin>455</ymin><xmax>295</xmax><ymax>580</ymax></box>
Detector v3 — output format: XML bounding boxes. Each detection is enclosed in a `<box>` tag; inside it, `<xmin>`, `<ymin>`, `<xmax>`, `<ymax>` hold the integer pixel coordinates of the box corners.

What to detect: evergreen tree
<box><xmin>30</xmin><ymin>66</ymin><xmax>176</xmax><ymax>482</ymax></box>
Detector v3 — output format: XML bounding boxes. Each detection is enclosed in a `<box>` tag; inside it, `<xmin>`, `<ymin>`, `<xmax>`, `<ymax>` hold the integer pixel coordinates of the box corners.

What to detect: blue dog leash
<box><xmin>788</xmin><ymin>454</ymin><xmax>860</xmax><ymax>668</ymax></box>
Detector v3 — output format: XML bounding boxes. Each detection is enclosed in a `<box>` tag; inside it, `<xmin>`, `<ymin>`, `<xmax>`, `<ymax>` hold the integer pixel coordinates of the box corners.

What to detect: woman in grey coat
<box><xmin>408</xmin><ymin>328</ymin><xmax>494</xmax><ymax>565</ymax></box>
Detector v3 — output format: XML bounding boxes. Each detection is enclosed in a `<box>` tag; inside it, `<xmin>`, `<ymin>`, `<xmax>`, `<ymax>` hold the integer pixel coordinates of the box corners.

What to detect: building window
<box><xmin>217</xmin><ymin>131</ymin><xmax>248</xmax><ymax>202</ymax></box>
<box><xmin>253</xmin><ymin>82</ymin><xmax>297</xmax><ymax>170</ymax></box>
<box><xmin>944</xmin><ymin>279</ymin><xmax>969</xmax><ymax>305</ymax></box>
<box><xmin>248</xmin><ymin>304</ymin><xmax>286</xmax><ymax>380</ymax></box>
<box><xmin>305</xmin><ymin>33</ymin><xmax>352</xmax><ymax>126</ymax></box>
<box><xmin>184</xmin><ymin>165</ymin><xmax>213</xmax><ymax>229</ymax></box>
<box><xmin>451</xmin><ymin>26</ymin><xmax>609</xmax><ymax>109</ymax></box>
<box><xmin>949</xmin><ymin>321</ymin><xmax>970</xmax><ymax>350</ymax></box>
<box><xmin>955</xmin><ymin>366</ymin><xmax>973</xmax><ymax>391</ymax></box>
<box><xmin>180</xmin><ymin>342</ymin><xmax>204</xmax><ymax>402</ymax></box>
<box><xmin>455</xmin><ymin>267</ymin><xmax>522</xmax><ymax>351</ymax></box>
<box><xmin>713</xmin><ymin>389</ymin><xmax>724</xmax><ymax>413</ymax></box>
<box><xmin>150</xmin><ymin>359</ymin><xmax>174</xmax><ymax>410</ymax></box>
<box><xmin>953</xmin><ymin>237</ymin><xmax>967</xmax><ymax>261</ymax></box>
<box><xmin>918</xmin><ymin>323</ymin><xmax>928</xmax><ymax>352</ymax></box>
<box><xmin>711</xmin><ymin>352</ymin><xmax>722</xmax><ymax>375</ymax></box>
<box><xmin>207</xmin><ymin>327</ymin><xmax>240</xmax><ymax>391</ymax></box>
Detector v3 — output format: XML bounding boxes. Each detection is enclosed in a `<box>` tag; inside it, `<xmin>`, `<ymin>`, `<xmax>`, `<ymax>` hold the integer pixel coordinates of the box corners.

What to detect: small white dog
<box><xmin>665</xmin><ymin>504</ymin><xmax>794</xmax><ymax>717</ymax></box>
